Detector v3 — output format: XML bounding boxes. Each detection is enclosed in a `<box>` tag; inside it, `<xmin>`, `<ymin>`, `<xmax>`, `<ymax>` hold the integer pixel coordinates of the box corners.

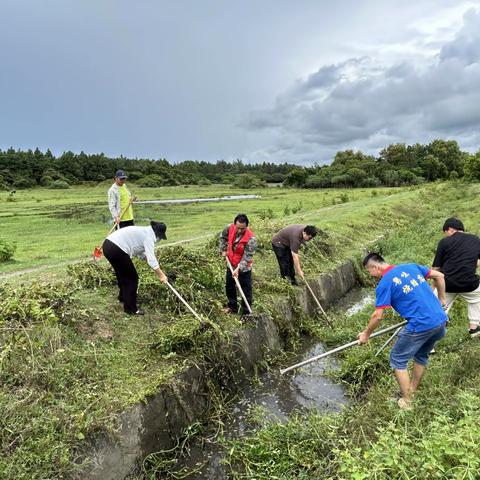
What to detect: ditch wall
<box><xmin>79</xmin><ymin>260</ymin><xmax>358</xmax><ymax>480</ymax></box>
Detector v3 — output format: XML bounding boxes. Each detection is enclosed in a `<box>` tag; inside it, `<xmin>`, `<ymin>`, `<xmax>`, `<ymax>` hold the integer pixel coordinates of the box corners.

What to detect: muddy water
<box><xmin>169</xmin><ymin>288</ymin><xmax>372</xmax><ymax>479</ymax></box>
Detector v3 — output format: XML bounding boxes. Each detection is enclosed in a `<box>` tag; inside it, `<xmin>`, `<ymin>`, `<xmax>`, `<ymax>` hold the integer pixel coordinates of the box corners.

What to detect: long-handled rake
<box><xmin>165</xmin><ymin>281</ymin><xmax>220</xmax><ymax>332</ymax></box>
<box><xmin>375</xmin><ymin>325</ymin><xmax>402</xmax><ymax>356</ymax></box>
<box><xmin>280</xmin><ymin>320</ymin><xmax>407</xmax><ymax>375</ymax></box>
<box><xmin>304</xmin><ymin>279</ymin><xmax>332</xmax><ymax>327</ymax></box>
<box><xmin>165</xmin><ymin>281</ymin><xmax>207</xmax><ymax>325</ymax></box>
<box><xmin>226</xmin><ymin>257</ymin><xmax>253</xmax><ymax>314</ymax></box>
<box><xmin>93</xmin><ymin>200</ymin><xmax>134</xmax><ymax>260</ymax></box>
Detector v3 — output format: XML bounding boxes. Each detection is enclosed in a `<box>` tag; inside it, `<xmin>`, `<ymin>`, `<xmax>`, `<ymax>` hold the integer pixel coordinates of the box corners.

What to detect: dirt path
<box><xmin>0</xmin><ymin>234</ymin><xmax>213</xmax><ymax>280</ymax></box>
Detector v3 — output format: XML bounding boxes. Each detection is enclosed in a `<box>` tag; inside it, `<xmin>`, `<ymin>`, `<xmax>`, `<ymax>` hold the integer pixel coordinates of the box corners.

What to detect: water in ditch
<box><xmin>167</xmin><ymin>288</ymin><xmax>373</xmax><ymax>479</ymax></box>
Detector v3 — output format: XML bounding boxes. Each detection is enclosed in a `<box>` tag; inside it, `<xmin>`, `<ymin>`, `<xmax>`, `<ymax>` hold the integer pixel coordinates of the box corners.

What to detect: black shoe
<box><xmin>469</xmin><ymin>326</ymin><xmax>480</xmax><ymax>338</ymax></box>
<box><xmin>126</xmin><ymin>308</ymin><xmax>145</xmax><ymax>316</ymax></box>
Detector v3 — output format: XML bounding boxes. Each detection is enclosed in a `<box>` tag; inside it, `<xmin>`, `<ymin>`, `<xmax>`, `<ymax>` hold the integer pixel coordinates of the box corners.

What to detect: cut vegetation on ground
<box><xmin>1</xmin><ymin>181</ymin><xmax>479</xmax><ymax>479</ymax></box>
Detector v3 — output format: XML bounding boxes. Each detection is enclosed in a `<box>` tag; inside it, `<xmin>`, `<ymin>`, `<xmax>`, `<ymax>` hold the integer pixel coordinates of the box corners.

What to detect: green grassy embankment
<box><xmin>0</xmin><ymin>182</ymin><xmax>466</xmax><ymax>479</ymax></box>
<box><xmin>224</xmin><ymin>183</ymin><xmax>480</xmax><ymax>479</ymax></box>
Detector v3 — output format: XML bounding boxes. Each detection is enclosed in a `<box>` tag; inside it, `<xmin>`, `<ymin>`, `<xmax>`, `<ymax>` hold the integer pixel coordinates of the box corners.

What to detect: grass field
<box><xmin>2</xmin><ymin>180</ymin><xmax>479</xmax><ymax>479</ymax></box>
<box><xmin>1</xmin><ymin>183</ymin><xmax>401</xmax><ymax>276</ymax></box>
<box><xmin>224</xmin><ymin>181</ymin><xmax>480</xmax><ymax>480</ymax></box>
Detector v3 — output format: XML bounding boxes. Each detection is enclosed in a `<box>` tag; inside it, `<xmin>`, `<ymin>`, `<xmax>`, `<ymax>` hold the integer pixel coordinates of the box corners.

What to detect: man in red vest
<box><xmin>219</xmin><ymin>214</ymin><xmax>257</xmax><ymax>314</ymax></box>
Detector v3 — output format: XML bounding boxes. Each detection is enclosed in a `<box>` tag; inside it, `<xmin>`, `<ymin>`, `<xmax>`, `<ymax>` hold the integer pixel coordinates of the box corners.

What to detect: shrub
<box><xmin>258</xmin><ymin>208</ymin><xmax>274</xmax><ymax>220</ymax></box>
<box><xmin>40</xmin><ymin>175</ymin><xmax>53</xmax><ymax>186</ymax></box>
<box><xmin>0</xmin><ymin>239</ymin><xmax>16</xmax><ymax>262</ymax></box>
<box><xmin>232</xmin><ymin>174</ymin><xmax>265</xmax><ymax>189</ymax></box>
<box><xmin>13</xmin><ymin>176</ymin><xmax>36</xmax><ymax>189</ymax></box>
<box><xmin>305</xmin><ymin>175</ymin><xmax>330</xmax><ymax>189</ymax></box>
<box><xmin>291</xmin><ymin>202</ymin><xmax>302</xmax><ymax>214</ymax></box>
<box><xmin>265</xmin><ymin>173</ymin><xmax>286</xmax><ymax>183</ymax></box>
<box><xmin>137</xmin><ymin>174</ymin><xmax>178</xmax><ymax>187</ymax></box>
<box><xmin>198</xmin><ymin>178</ymin><xmax>212</xmax><ymax>186</ymax></box>
<box><xmin>50</xmin><ymin>180</ymin><xmax>70</xmax><ymax>189</ymax></box>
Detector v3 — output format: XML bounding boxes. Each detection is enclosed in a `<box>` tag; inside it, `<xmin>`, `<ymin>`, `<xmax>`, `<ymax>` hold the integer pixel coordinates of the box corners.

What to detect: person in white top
<box><xmin>103</xmin><ymin>221</ymin><xmax>168</xmax><ymax>315</ymax></box>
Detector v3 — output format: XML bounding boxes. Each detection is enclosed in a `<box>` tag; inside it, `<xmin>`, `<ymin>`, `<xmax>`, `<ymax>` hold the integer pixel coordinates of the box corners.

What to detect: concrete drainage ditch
<box><xmin>79</xmin><ymin>260</ymin><xmax>360</xmax><ymax>480</ymax></box>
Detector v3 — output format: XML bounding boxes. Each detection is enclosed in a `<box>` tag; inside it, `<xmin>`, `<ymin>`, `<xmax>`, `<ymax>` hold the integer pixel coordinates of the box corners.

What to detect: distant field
<box><xmin>0</xmin><ymin>183</ymin><xmax>405</xmax><ymax>276</ymax></box>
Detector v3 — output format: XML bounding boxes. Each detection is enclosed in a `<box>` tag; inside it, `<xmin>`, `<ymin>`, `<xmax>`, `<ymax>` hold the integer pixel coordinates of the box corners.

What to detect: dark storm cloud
<box><xmin>245</xmin><ymin>8</ymin><xmax>480</xmax><ymax>164</ymax></box>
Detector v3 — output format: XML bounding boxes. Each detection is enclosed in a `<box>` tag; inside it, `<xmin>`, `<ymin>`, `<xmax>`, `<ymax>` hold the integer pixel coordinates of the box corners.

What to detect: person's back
<box><xmin>272</xmin><ymin>224</ymin><xmax>305</xmax><ymax>251</ymax></box>
<box><xmin>433</xmin><ymin>232</ymin><xmax>480</xmax><ymax>292</ymax></box>
<box><xmin>107</xmin><ymin>226</ymin><xmax>154</xmax><ymax>259</ymax></box>
<box><xmin>433</xmin><ymin>217</ymin><xmax>480</xmax><ymax>337</ymax></box>
<box><xmin>378</xmin><ymin>263</ymin><xmax>446</xmax><ymax>332</ymax></box>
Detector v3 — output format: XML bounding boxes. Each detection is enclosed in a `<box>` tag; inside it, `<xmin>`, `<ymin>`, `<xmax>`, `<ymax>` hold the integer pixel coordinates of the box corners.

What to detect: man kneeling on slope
<box><xmin>219</xmin><ymin>214</ymin><xmax>257</xmax><ymax>315</ymax></box>
<box><xmin>359</xmin><ymin>253</ymin><xmax>447</xmax><ymax>409</ymax></box>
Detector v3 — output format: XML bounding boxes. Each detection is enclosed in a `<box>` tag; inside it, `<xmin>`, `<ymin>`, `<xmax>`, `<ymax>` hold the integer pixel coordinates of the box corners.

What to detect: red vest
<box><xmin>227</xmin><ymin>224</ymin><xmax>254</xmax><ymax>268</ymax></box>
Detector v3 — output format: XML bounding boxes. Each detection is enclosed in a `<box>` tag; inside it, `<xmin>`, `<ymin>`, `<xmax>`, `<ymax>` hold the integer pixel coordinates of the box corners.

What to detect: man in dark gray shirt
<box><xmin>271</xmin><ymin>224</ymin><xmax>317</xmax><ymax>285</ymax></box>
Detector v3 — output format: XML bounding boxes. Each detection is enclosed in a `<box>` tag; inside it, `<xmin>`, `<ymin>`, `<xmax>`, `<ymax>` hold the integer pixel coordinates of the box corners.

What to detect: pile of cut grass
<box><xmin>1</xmin><ymin>182</ymin><xmax>465</xmax><ymax>479</ymax></box>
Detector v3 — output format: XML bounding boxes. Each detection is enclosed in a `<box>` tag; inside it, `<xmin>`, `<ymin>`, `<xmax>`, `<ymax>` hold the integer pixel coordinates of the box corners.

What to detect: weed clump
<box><xmin>0</xmin><ymin>239</ymin><xmax>16</xmax><ymax>262</ymax></box>
<box><xmin>0</xmin><ymin>282</ymin><xmax>74</xmax><ymax>326</ymax></box>
<box><xmin>68</xmin><ymin>261</ymin><xmax>116</xmax><ymax>288</ymax></box>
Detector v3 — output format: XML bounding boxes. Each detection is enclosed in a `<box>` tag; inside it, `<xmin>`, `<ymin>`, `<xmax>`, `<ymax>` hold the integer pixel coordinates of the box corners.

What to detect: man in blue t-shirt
<box><xmin>358</xmin><ymin>253</ymin><xmax>447</xmax><ymax>409</ymax></box>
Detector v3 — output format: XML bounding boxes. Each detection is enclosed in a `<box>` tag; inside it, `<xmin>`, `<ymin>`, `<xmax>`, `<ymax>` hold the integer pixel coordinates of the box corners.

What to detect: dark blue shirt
<box><xmin>375</xmin><ymin>264</ymin><xmax>447</xmax><ymax>333</ymax></box>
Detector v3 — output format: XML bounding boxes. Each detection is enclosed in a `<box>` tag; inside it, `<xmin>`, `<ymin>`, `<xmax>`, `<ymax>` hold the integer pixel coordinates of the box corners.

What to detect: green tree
<box><xmin>463</xmin><ymin>151</ymin><xmax>480</xmax><ymax>181</ymax></box>
<box><xmin>284</xmin><ymin>168</ymin><xmax>309</xmax><ymax>187</ymax></box>
<box><xmin>421</xmin><ymin>154</ymin><xmax>448</xmax><ymax>181</ymax></box>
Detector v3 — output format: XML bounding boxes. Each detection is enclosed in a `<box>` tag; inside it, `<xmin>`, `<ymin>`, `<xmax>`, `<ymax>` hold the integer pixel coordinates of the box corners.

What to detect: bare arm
<box><xmin>291</xmin><ymin>252</ymin><xmax>304</xmax><ymax>278</ymax></box>
<box><xmin>427</xmin><ymin>269</ymin><xmax>446</xmax><ymax>305</ymax></box>
<box><xmin>358</xmin><ymin>308</ymin><xmax>385</xmax><ymax>344</ymax></box>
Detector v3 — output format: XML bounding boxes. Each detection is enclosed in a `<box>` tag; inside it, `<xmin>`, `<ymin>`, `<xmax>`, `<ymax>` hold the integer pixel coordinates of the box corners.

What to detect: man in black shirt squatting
<box><xmin>432</xmin><ymin>218</ymin><xmax>480</xmax><ymax>337</ymax></box>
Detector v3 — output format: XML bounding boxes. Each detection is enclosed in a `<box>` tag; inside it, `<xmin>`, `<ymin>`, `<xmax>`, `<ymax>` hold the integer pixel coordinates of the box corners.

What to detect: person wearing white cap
<box><xmin>108</xmin><ymin>169</ymin><xmax>136</xmax><ymax>228</ymax></box>
<box><xmin>103</xmin><ymin>221</ymin><xmax>168</xmax><ymax>315</ymax></box>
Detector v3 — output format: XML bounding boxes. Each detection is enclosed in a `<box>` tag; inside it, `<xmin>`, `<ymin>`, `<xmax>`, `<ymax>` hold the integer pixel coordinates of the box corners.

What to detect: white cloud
<box><xmin>243</xmin><ymin>6</ymin><xmax>480</xmax><ymax>164</ymax></box>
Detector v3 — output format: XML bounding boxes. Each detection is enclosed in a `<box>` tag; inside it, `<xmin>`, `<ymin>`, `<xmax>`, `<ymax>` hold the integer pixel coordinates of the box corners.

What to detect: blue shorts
<box><xmin>390</xmin><ymin>323</ymin><xmax>446</xmax><ymax>370</ymax></box>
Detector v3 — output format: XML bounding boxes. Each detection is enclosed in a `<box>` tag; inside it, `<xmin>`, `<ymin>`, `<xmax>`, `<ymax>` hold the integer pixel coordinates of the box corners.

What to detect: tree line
<box><xmin>284</xmin><ymin>140</ymin><xmax>480</xmax><ymax>188</ymax></box>
<box><xmin>1</xmin><ymin>139</ymin><xmax>479</xmax><ymax>190</ymax></box>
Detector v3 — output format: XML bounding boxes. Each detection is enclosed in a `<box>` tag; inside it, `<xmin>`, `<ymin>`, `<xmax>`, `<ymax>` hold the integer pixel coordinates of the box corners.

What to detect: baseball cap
<box><xmin>115</xmin><ymin>169</ymin><xmax>128</xmax><ymax>179</ymax></box>
<box><xmin>151</xmin><ymin>221</ymin><xmax>167</xmax><ymax>240</ymax></box>
<box><xmin>442</xmin><ymin>217</ymin><xmax>464</xmax><ymax>232</ymax></box>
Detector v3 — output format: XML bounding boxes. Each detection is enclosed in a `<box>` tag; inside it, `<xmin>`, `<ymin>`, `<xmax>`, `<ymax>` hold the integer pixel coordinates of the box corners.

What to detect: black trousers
<box><xmin>272</xmin><ymin>243</ymin><xmax>296</xmax><ymax>284</ymax></box>
<box><xmin>119</xmin><ymin>219</ymin><xmax>134</xmax><ymax>228</ymax></box>
<box><xmin>103</xmin><ymin>239</ymin><xmax>139</xmax><ymax>313</ymax></box>
<box><xmin>226</xmin><ymin>268</ymin><xmax>253</xmax><ymax>314</ymax></box>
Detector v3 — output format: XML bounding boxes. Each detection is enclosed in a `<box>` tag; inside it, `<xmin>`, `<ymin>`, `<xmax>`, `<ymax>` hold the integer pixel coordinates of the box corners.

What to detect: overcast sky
<box><xmin>1</xmin><ymin>0</ymin><xmax>479</xmax><ymax>165</ymax></box>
